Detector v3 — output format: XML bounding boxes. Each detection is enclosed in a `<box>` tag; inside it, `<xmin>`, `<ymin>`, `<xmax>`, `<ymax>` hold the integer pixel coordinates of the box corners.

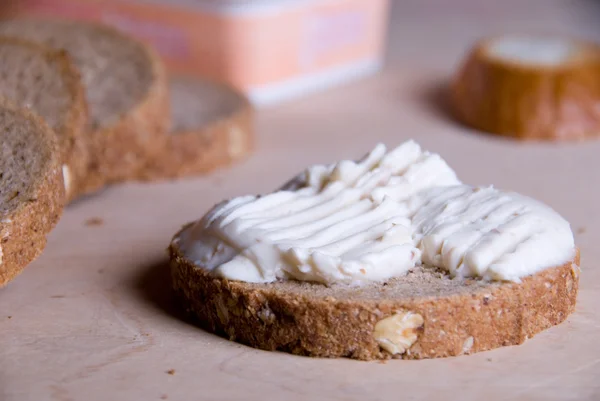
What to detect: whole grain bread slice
<box><xmin>0</xmin><ymin>36</ymin><xmax>88</xmax><ymax>202</ymax></box>
<box><xmin>138</xmin><ymin>76</ymin><xmax>253</xmax><ymax>180</ymax></box>
<box><xmin>0</xmin><ymin>100</ymin><xmax>65</xmax><ymax>286</ymax></box>
<box><xmin>169</xmin><ymin>225</ymin><xmax>580</xmax><ymax>360</ymax></box>
<box><xmin>0</xmin><ymin>19</ymin><xmax>170</xmax><ymax>197</ymax></box>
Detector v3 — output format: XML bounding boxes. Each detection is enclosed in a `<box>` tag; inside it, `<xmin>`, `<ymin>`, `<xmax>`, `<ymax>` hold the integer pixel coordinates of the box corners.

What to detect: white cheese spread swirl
<box><xmin>177</xmin><ymin>141</ymin><xmax>575</xmax><ymax>285</ymax></box>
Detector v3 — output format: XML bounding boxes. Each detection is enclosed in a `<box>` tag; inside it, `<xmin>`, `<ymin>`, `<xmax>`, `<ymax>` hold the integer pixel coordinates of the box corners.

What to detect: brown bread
<box><xmin>0</xmin><ymin>19</ymin><xmax>170</xmax><ymax>196</ymax></box>
<box><xmin>0</xmin><ymin>101</ymin><xmax>65</xmax><ymax>286</ymax></box>
<box><xmin>169</xmin><ymin>224</ymin><xmax>580</xmax><ymax>360</ymax></box>
<box><xmin>139</xmin><ymin>76</ymin><xmax>253</xmax><ymax>180</ymax></box>
<box><xmin>0</xmin><ymin>36</ymin><xmax>87</xmax><ymax>202</ymax></box>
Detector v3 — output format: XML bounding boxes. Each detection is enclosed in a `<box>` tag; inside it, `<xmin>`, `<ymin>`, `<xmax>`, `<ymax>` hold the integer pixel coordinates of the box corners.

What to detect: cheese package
<box><xmin>2</xmin><ymin>0</ymin><xmax>390</xmax><ymax>105</ymax></box>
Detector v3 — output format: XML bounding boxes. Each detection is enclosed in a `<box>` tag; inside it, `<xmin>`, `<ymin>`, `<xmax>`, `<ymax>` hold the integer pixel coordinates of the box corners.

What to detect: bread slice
<box><xmin>0</xmin><ymin>19</ymin><xmax>170</xmax><ymax>196</ymax></box>
<box><xmin>138</xmin><ymin>76</ymin><xmax>253</xmax><ymax>180</ymax></box>
<box><xmin>0</xmin><ymin>36</ymin><xmax>87</xmax><ymax>202</ymax></box>
<box><xmin>169</xmin><ymin>227</ymin><xmax>580</xmax><ymax>360</ymax></box>
<box><xmin>0</xmin><ymin>100</ymin><xmax>65</xmax><ymax>286</ymax></box>
<box><xmin>452</xmin><ymin>35</ymin><xmax>600</xmax><ymax>140</ymax></box>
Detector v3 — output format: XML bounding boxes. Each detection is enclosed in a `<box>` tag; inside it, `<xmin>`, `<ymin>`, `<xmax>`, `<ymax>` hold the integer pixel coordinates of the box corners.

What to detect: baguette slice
<box><xmin>0</xmin><ymin>36</ymin><xmax>88</xmax><ymax>202</ymax></box>
<box><xmin>169</xmin><ymin>227</ymin><xmax>580</xmax><ymax>360</ymax></box>
<box><xmin>452</xmin><ymin>35</ymin><xmax>600</xmax><ymax>140</ymax></box>
<box><xmin>139</xmin><ymin>76</ymin><xmax>253</xmax><ymax>180</ymax></box>
<box><xmin>0</xmin><ymin>19</ymin><xmax>170</xmax><ymax>196</ymax></box>
<box><xmin>0</xmin><ymin>101</ymin><xmax>65</xmax><ymax>286</ymax></box>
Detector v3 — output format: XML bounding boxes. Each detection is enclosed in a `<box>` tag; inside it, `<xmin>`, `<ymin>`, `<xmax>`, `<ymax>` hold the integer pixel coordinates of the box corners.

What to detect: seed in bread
<box><xmin>0</xmin><ymin>101</ymin><xmax>65</xmax><ymax>286</ymax></box>
<box><xmin>452</xmin><ymin>35</ymin><xmax>600</xmax><ymax>140</ymax></box>
<box><xmin>0</xmin><ymin>36</ymin><xmax>88</xmax><ymax>202</ymax></box>
<box><xmin>0</xmin><ymin>19</ymin><xmax>170</xmax><ymax>196</ymax></box>
<box><xmin>168</xmin><ymin>141</ymin><xmax>579</xmax><ymax>359</ymax></box>
<box><xmin>139</xmin><ymin>76</ymin><xmax>253</xmax><ymax>180</ymax></box>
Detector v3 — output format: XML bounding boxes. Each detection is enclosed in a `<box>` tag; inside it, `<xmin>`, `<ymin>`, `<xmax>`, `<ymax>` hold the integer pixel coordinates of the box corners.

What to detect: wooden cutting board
<box><xmin>1</xmin><ymin>1</ymin><xmax>599</xmax><ymax>400</ymax></box>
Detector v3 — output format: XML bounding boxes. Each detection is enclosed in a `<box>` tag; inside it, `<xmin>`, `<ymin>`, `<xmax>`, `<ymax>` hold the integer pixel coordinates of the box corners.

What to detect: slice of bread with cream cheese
<box><xmin>168</xmin><ymin>140</ymin><xmax>579</xmax><ymax>360</ymax></box>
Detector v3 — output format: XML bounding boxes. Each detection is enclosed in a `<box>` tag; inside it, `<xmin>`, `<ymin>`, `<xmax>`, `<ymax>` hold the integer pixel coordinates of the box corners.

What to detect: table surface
<box><xmin>2</xmin><ymin>1</ymin><xmax>600</xmax><ymax>400</ymax></box>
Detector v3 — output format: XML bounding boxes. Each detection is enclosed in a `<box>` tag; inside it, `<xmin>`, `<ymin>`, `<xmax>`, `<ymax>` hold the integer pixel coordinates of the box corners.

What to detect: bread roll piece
<box><xmin>0</xmin><ymin>101</ymin><xmax>65</xmax><ymax>286</ymax></box>
<box><xmin>169</xmin><ymin>232</ymin><xmax>579</xmax><ymax>360</ymax></box>
<box><xmin>139</xmin><ymin>76</ymin><xmax>253</xmax><ymax>180</ymax></box>
<box><xmin>0</xmin><ymin>37</ymin><xmax>87</xmax><ymax>202</ymax></box>
<box><xmin>0</xmin><ymin>19</ymin><xmax>170</xmax><ymax>196</ymax></box>
<box><xmin>452</xmin><ymin>35</ymin><xmax>600</xmax><ymax>140</ymax></box>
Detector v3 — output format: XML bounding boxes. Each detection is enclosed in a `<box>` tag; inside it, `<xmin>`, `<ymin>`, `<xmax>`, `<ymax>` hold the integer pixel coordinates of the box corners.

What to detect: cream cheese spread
<box><xmin>410</xmin><ymin>185</ymin><xmax>575</xmax><ymax>282</ymax></box>
<box><xmin>177</xmin><ymin>141</ymin><xmax>575</xmax><ymax>285</ymax></box>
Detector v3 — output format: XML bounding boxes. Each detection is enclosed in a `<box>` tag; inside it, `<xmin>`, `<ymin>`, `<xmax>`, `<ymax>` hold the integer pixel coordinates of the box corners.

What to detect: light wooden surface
<box><xmin>2</xmin><ymin>1</ymin><xmax>600</xmax><ymax>400</ymax></box>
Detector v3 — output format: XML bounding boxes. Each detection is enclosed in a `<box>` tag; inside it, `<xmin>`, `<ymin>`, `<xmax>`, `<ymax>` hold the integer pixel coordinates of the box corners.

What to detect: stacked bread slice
<box><xmin>0</xmin><ymin>36</ymin><xmax>87</xmax><ymax>201</ymax></box>
<box><xmin>0</xmin><ymin>19</ymin><xmax>171</xmax><ymax>196</ymax></box>
<box><xmin>140</xmin><ymin>77</ymin><xmax>254</xmax><ymax>180</ymax></box>
<box><xmin>0</xmin><ymin>101</ymin><xmax>64</xmax><ymax>285</ymax></box>
<box><xmin>0</xmin><ymin>18</ymin><xmax>254</xmax><ymax>285</ymax></box>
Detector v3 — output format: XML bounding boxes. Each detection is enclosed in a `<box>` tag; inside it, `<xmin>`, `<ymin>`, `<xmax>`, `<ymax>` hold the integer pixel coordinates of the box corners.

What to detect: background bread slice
<box><xmin>452</xmin><ymin>35</ymin><xmax>600</xmax><ymax>140</ymax></box>
<box><xmin>0</xmin><ymin>19</ymin><xmax>170</xmax><ymax>196</ymax></box>
<box><xmin>138</xmin><ymin>76</ymin><xmax>253</xmax><ymax>180</ymax></box>
<box><xmin>0</xmin><ymin>100</ymin><xmax>65</xmax><ymax>286</ymax></box>
<box><xmin>0</xmin><ymin>36</ymin><xmax>87</xmax><ymax>202</ymax></box>
<box><xmin>169</xmin><ymin>227</ymin><xmax>580</xmax><ymax>360</ymax></box>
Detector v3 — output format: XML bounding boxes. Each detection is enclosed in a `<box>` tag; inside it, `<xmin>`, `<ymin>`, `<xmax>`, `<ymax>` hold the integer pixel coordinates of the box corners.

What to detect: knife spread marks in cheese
<box><xmin>177</xmin><ymin>141</ymin><xmax>576</xmax><ymax>285</ymax></box>
<box><xmin>410</xmin><ymin>185</ymin><xmax>575</xmax><ymax>282</ymax></box>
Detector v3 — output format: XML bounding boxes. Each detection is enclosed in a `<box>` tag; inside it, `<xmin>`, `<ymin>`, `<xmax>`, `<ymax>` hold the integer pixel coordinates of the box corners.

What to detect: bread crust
<box><xmin>67</xmin><ymin>24</ymin><xmax>170</xmax><ymax>197</ymax></box>
<box><xmin>0</xmin><ymin>37</ymin><xmax>88</xmax><ymax>202</ymax></box>
<box><xmin>452</xmin><ymin>37</ymin><xmax>600</xmax><ymax>140</ymax></box>
<box><xmin>137</xmin><ymin>79</ymin><xmax>254</xmax><ymax>181</ymax></box>
<box><xmin>169</xmin><ymin>228</ymin><xmax>580</xmax><ymax>360</ymax></box>
<box><xmin>0</xmin><ymin>102</ymin><xmax>65</xmax><ymax>286</ymax></box>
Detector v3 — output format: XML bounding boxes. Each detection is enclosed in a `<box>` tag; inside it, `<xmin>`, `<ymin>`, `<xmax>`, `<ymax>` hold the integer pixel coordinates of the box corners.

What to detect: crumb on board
<box><xmin>7</xmin><ymin>316</ymin><xmax>12</xmax><ymax>319</ymax></box>
<box><xmin>85</xmin><ymin>217</ymin><xmax>104</xmax><ymax>227</ymax></box>
<box><xmin>577</xmin><ymin>227</ymin><xmax>586</xmax><ymax>234</ymax></box>
<box><xmin>160</xmin><ymin>395</ymin><xmax>168</xmax><ymax>400</ymax></box>
<box><xmin>166</xmin><ymin>369</ymin><xmax>175</xmax><ymax>375</ymax></box>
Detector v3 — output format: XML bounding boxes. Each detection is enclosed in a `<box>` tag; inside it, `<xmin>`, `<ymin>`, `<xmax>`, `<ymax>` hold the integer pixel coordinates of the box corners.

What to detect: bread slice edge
<box><xmin>138</xmin><ymin>78</ymin><xmax>254</xmax><ymax>181</ymax></box>
<box><xmin>169</xmin><ymin>228</ymin><xmax>580</xmax><ymax>360</ymax></box>
<box><xmin>0</xmin><ymin>101</ymin><xmax>65</xmax><ymax>286</ymax></box>
<box><xmin>73</xmin><ymin>28</ymin><xmax>170</xmax><ymax>197</ymax></box>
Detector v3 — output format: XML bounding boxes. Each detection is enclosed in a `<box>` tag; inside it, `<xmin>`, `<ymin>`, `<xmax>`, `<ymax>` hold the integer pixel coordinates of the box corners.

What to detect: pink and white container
<box><xmin>4</xmin><ymin>0</ymin><xmax>390</xmax><ymax>105</ymax></box>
